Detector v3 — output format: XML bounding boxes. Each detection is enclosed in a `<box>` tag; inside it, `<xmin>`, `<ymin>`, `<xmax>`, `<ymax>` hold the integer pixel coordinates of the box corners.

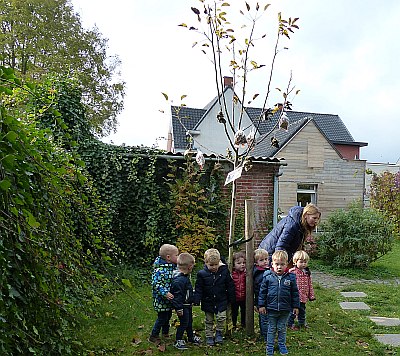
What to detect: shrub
<box><xmin>317</xmin><ymin>202</ymin><xmax>395</xmax><ymax>268</ymax></box>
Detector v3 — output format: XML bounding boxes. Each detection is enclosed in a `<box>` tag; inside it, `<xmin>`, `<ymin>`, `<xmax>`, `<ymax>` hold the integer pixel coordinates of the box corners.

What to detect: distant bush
<box><xmin>317</xmin><ymin>202</ymin><xmax>395</xmax><ymax>268</ymax></box>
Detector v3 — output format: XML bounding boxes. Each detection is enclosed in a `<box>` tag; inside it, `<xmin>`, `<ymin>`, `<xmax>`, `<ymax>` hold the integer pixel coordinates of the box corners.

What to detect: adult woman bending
<box><xmin>259</xmin><ymin>203</ymin><xmax>321</xmax><ymax>265</ymax></box>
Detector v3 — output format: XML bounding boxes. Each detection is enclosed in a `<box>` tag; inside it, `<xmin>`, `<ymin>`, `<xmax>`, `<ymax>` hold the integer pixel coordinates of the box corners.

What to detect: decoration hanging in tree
<box><xmin>234</xmin><ymin>129</ymin><xmax>247</xmax><ymax>147</ymax></box>
<box><xmin>278</xmin><ymin>112</ymin><xmax>289</xmax><ymax>131</ymax></box>
<box><xmin>271</xmin><ymin>136</ymin><xmax>280</xmax><ymax>148</ymax></box>
<box><xmin>195</xmin><ymin>150</ymin><xmax>205</xmax><ymax>169</ymax></box>
<box><xmin>217</xmin><ymin>110</ymin><xmax>226</xmax><ymax>124</ymax></box>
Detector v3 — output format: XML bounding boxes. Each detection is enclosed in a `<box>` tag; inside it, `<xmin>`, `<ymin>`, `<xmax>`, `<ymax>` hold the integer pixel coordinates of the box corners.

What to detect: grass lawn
<box><xmin>80</xmin><ymin>241</ymin><xmax>400</xmax><ymax>355</ymax></box>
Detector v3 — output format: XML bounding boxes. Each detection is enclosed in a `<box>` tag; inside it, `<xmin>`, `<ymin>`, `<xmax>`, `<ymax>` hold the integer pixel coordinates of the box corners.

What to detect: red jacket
<box><xmin>289</xmin><ymin>266</ymin><xmax>315</xmax><ymax>304</ymax></box>
<box><xmin>232</xmin><ymin>270</ymin><xmax>246</xmax><ymax>302</ymax></box>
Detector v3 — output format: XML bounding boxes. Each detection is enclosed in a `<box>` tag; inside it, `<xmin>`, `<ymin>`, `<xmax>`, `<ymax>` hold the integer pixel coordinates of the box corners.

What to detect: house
<box><xmin>167</xmin><ymin>76</ymin><xmax>368</xmax><ymax>221</ymax></box>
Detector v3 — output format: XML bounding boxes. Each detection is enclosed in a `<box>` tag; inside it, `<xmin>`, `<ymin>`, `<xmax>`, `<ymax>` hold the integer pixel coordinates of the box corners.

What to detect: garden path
<box><xmin>312</xmin><ymin>270</ymin><xmax>400</xmax><ymax>289</ymax></box>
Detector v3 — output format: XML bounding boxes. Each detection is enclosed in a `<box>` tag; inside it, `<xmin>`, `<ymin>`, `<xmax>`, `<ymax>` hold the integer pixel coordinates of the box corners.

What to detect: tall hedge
<box><xmin>1</xmin><ymin>69</ymin><xmax>119</xmax><ymax>355</ymax></box>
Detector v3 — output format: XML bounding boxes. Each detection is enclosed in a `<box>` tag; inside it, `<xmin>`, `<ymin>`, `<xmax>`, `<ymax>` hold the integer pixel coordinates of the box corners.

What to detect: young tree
<box><xmin>369</xmin><ymin>171</ymin><xmax>400</xmax><ymax>237</ymax></box>
<box><xmin>0</xmin><ymin>0</ymin><xmax>125</xmax><ymax>136</ymax></box>
<box><xmin>178</xmin><ymin>0</ymin><xmax>300</xmax><ymax>265</ymax></box>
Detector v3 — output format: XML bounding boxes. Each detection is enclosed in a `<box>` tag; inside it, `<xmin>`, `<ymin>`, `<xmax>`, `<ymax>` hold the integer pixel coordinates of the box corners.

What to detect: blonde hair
<box><xmin>272</xmin><ymin>250</ymin><xmax>288</xmax><ymax>263</ymax></box>
<box><xmin>301</xmin><ymin>203</ymin><xmax>321</xmax><ymax>235</ymax></box>
<box><xmin>254</xmin><ymin>248</ymin><xmax>269</xmax><ymax>262</ymax></box>
<box><xmin>177</xmin><ymin>252</ymin><xmax>195</xmax><ymax>268</ymax></box>
<box><xmin>204</xmin><ymin>248</ymin><xmax>220</xmax><ymax>263</ymax></box>
<box><xmin>292</xmin><ymin>250</ymin><xmax>310</xmax><ymax>263</ymax></box>
<box><xmin>159</xmin><ymin>244</ymin><xmax>178</xmax><ymax>259</ymax></box>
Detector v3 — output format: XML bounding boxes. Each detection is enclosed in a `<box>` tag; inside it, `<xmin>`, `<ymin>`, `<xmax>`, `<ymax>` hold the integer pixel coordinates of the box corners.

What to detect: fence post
<box><xmin>245</xmin><ymin>199</ymin><xmax>255</xmax><ymax>335</ymax></box>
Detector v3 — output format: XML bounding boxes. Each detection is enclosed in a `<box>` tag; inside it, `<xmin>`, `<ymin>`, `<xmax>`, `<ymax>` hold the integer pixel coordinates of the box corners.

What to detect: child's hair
<box><xmin>177</xmin><ymin>252</ymin><xmax>195</xmax><ymax>268</ymax></box>
<box><xmin>204</xmin><ymin>248</ymin><xmax>220</xmax><ymax>263</ymax></box>
<box><xmin>292</xmin><ymin>250</ymin><xmax>310</xmax><ymax>263</ymax></box>
<box><xmin>233</xmin><ymin>250</ymin><xmax>246</xmax><ymax>263</ymax></box>
<box><xmin>159</xmin><ymin>244</ymin><xmax>178</xmax><ymax>259</ymax></box>
<box><xmin>254</xmin><ymin>248</ymin><xmax>269</xmax><ymax>262</ymax></box>
<box><xmin>272</xmin><ymin>250</ymin><xmax>288</xmax><ymax>263</ymax></box>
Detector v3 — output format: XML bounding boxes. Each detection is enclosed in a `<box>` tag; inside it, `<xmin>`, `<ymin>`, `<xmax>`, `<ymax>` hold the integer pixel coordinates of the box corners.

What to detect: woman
<box><xmin>259</xmin><ymin>203</ymin><xmax>321</xmax><ymax>265</ymax></box>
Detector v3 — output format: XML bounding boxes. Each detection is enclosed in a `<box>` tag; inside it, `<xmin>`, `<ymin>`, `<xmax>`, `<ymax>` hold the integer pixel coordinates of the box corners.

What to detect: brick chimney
<box><xmin>223</xmin><ymin>76</ymin><xmax>233</xmax><ymax>88</ymax></box>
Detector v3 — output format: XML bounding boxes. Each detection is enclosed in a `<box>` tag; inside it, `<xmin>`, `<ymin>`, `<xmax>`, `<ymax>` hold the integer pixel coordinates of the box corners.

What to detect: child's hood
<box><xmin>153</xmin><ymin>256</ymin><xmax>176</xmax><ymax>268</ymax></box>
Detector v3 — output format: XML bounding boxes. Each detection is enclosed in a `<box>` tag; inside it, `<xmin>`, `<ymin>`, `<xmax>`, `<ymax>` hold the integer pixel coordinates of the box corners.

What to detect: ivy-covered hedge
<box><xmin>80</xmin><ymin>143</ymin><xmax>229</xmax><ymax>263</ymax></box>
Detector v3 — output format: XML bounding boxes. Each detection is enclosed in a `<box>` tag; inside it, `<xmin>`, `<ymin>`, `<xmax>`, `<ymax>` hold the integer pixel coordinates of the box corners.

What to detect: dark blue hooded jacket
<box><xmin>258</xmin><ymin>270</ymin><xmax>300</xmax><ymax>312</ymax></box>
<box><xmin>259</xmin><ymin>206</ymin><xmax>305</xmax><ymax>263</ymax></box>
<box><xmin>194</xmin><ymin>263</ymin><xmax>235</xmax><ymax>313</ymax></box>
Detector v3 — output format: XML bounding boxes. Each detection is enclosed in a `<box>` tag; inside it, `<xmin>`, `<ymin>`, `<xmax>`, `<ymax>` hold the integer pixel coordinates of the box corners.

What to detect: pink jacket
<box><xmin>289</xmin><ymin>267</ymin><xmax>315</xmax><ymax>304</ymax></box>
<box><xmin>232</xmin><ymin>270</ymin><xmax>246</xmax><ymax>302</ymax></box>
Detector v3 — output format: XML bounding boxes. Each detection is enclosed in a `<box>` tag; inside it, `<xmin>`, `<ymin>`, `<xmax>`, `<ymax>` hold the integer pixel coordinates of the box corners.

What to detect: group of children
<box><xmin>149</xmin><ymin>243</ymin><xmax>315</xmax><ymax>355</ymax></box>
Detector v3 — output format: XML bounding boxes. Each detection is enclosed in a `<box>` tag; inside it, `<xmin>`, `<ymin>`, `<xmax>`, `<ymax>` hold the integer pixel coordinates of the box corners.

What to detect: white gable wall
<box><xmin>193</xmin><ymin>88</ymin><xmax>256</xmax><ymax>155</ymax></box>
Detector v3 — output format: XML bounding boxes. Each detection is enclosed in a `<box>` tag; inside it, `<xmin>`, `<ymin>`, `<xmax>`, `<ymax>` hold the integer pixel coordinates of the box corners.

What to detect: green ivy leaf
<box><xmin>0</xmin><ymin>179</ymin><xmax>11</xmax><ymax>191</ymax></box>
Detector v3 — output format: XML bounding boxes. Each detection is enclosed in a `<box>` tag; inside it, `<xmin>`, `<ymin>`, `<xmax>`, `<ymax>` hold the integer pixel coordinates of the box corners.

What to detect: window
<box><xmin>297</xmin><ymin>184</ymin><xmax>317</xmax><ymax>207</ymax></box>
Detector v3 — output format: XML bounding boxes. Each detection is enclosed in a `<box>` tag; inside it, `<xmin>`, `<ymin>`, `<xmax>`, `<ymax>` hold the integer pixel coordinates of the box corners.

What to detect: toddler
<box><xmin>287</xmin><ymin>250</ymin><xmax>315</xmax><ymax>330</ymax></box>
<box><xmin>258</xmin><ymin>250</ymin><xmax>299</xmax><ymax>356</ymax></box>
<box><xmin>253</xmin><ymin>248</ymin><xmax>269</xmax><ymax>341</ymax></box>
<box><xmin>231</xmin><ymin>250</ymin><xmax>246</xmax><ymax>328</ymax></box>
<box><xmin>149</xmin><ymin>244</ymin><xmax>179</xmax><ymax>344</ymax></box>
<box><xmin>194</xmin><ymin>248</ymin><xmax>235</xmax><ymax>346</ymax></box>
<box><xmin>170</xmin><ymin>252</ymin><xmax>201</xmax><ymax>350</ymax></box>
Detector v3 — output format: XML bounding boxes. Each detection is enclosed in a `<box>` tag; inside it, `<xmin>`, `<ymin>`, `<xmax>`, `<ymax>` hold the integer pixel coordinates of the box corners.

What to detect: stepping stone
<box><xmin>374</xmin><ymin>334</ymin><xmax>400</xmax><ymax>347</ymax></box>
<box><xmin>340</xmin><ymin>292</ymin><xmax>367</xmax><ymax>297</ymax></box>
<box><xmin>339</xmin><ymin>302</ymin><xmax>370</xmax><ymax>310</ymax></box>
<box><xmin>369</xmin><ymin>317</ymin><xmax>400</xmax><ymax>326</ymax></box>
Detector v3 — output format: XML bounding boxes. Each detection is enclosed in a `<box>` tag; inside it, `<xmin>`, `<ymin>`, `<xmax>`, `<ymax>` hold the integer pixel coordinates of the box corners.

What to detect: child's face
<box><xmin>166</xmin><ymin>249</ymin><xmax>179</xmax><ymax>264</ymax></box>
<box><xmin>272</xmin><ymin>258</ymin><xmax>287</xmax><ymax>275</ymax></box>
<box><xmin>234</xmin><ymin>257</ymin><xmax>246</xmax><ymax>272</ymax></box>
<box><xmin>256</xmin><ymin>256</ymin><xmax>269</xmax><ymax>269</ymax></box>
<box><xmin>206</xmin><ymin>261</ymin><xmax>220</xmax><ymax>273</ymax></box>
<box><xmin>296</xmin><ymin>258</ymin><xmax>308</xmax><ymax>270</ymax></box>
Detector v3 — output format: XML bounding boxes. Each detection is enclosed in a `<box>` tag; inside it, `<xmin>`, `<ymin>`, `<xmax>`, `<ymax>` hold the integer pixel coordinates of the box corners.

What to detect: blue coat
<box><xmin>170</xmin><ymin>271</ymin><xmax>194</xmax><ymax>311</ymax></box>
<box><xmin>194</xmin><ymin>264</ymin><xmax>235</xmax><ymax>313</ymax></box>
<box><xmin>151</xmin><ymin>256</ymin><xmax>176</xmax><ymax>312</ymax></box>
<box><xmin>258</xmin><ymin>270</ymin><xmax>300</xmax><ymax>312</ymax></box>
<box><xmin>253</xmin><ymin>265</ymin><xmax>269</xmax><ymax>307</ymax></box>
<box><xmin>259</xmin><ymin>206</ymin><xmax>305</xmax><ymax>263</ymax></box>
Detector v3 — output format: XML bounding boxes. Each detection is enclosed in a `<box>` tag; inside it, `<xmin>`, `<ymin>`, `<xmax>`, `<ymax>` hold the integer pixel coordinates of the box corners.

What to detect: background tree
<box><xmin>369</xmin><ymin>171</ymin><xmax>400</xmax><ymax>238</ymax></box>
<box><xmin>0</xmin><ymin>0</ymin><xmax>125</xmax><ymax>136</ymax></box>
<box><xmin>178</xmin><ymin>0</ymin><xmax>299</xmax><ymax>265</ymax></box>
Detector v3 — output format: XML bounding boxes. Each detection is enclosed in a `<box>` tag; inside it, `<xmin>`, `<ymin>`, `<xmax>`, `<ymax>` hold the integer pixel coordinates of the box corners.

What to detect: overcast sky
<box><xmin>71</xmin><ymin>0</ymin><xmax>400</xmax><ymax>164</ymax></box>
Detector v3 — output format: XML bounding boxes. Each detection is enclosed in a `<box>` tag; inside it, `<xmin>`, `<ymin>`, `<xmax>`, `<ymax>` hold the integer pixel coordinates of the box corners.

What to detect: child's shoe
<box><xmin>278</xmin><ymin>344</ymin><xmax>289</xmax><ymax>355</ymax></box>
<box><xmin>215</xmin><ymin>330</ymin><xmax>223</xmax><ymax>344</ymax></box>
<box><xmin>288</xmin><ymin>324</ymin><xmax>299</xmax><ymax>331</ymax></box>
<box><xmin>148</xmin><ymin>334</ymin><xmax>161</xmax><ymax>345</ymax></box>
<box><xmin>206</xmin><ymin>336</ymin><xmax>215</xmax><ymax>346</ymax></box>
<box><xmin>188</xmin><ymin>335</ymin><xmax>202</xmax><ymax>345</ymax></box>
<box><xmin>174</xmin><ymin>339</ymin><xmax>188</xmax><ymax>350</ymax></box>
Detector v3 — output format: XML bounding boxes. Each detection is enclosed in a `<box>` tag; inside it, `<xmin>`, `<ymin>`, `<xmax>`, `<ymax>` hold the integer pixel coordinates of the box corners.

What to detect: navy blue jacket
<box><xmin>253</xmin><ymin>265</ymin><xmax>269</xmax><ymax>307</ymax></box>
<box><xmin>258</xmin><ymin>270</ymin><xmax>300</xmax><ymax>312</ymax></box>
<box><xmin>194</xmin><ymin>264</ymin><xmax>235</xmax><ymax>313</ymax></box>
<box><xmin>259</xmin><ymin>206</ymin><xmax>305</xmax><ymax>263</ymax></box>
<box><xmin>170</xmin><ymin>271</ymin><xmax>194</xmax><ymax>311</ymax></box>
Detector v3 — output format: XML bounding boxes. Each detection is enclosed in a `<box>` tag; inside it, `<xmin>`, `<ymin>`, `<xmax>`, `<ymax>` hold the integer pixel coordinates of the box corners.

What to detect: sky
<box><xmin>71</xmin><ymin>0</ymin><xmax>400</xmax><ymax>164</ymax></box>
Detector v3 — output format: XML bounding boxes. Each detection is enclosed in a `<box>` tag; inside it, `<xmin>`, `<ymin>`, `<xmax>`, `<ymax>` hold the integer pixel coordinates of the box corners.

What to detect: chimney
<box><xmin>223</xmin><ymin>76</ymin><xmax>233</xmax><ymax>88</ymax></box>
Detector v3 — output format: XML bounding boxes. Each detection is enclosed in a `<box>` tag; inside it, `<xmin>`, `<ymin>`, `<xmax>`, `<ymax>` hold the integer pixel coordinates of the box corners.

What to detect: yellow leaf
<box><xmin>178</xmin><ymin>23</ymin><xmax>187</xmax><ymax>27</ymax></box>
<box><xmin>161</xmin><ymin>92</ymin><xmax>168</xmax><ymax>101</ymax></box>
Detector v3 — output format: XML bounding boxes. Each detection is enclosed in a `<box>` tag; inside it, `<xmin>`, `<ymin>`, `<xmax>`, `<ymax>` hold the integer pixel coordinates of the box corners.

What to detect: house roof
<box><xmin>170</xmin><ymin>103</ymin><xmax>367</xmax><ymax>152</ymax></box>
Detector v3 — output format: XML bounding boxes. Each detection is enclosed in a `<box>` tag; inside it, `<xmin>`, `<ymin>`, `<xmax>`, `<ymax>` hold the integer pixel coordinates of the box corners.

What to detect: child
<box><xmin>170</xmin><ymin>253</ymin><xmax>201</xmax><ymax>350</ymax></box>
<box><xmin>258</xmin><ymin>250</ymin><xmax>300</xmax><ymax>356</ymax></box>
<box><xmin>287</xmin><ymin>250</ymin><xmax>315</xmax><ymax>330</ymax></box>
<box><xmin>253</xmin><ymin>248</ymin><xmax>269</xmax><ymax>341</ymax></box>
<box><xmin>231</xmin><ymin>250</ymin><xmax>246</xmax><ymax>328</ymax></box>
<box><xmin>149</xmin><ymin>244</ymin><xmax>179</xmax><ymax>344</ymax></box>
<box><xmin>194</xmin><ymin>248</ymin><xmax>235</xmax><ymax>346</ymax></box>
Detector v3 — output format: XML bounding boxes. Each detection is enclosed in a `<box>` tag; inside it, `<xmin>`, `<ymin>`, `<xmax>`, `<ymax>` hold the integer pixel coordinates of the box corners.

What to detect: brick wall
<box><xmin>222</xmin><ymin>162</ymin><xmax>279</xmax><ymax>245</ymax></box>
